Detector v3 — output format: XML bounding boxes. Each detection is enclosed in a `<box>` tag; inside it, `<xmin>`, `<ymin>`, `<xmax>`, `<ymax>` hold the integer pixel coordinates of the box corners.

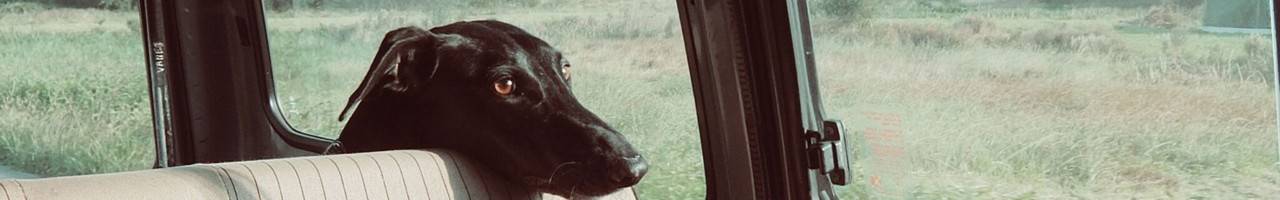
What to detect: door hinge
<box><xmin>807</xmin><ymin>120</ymin><xmax>851</xmax><ymax>185</ymax></box>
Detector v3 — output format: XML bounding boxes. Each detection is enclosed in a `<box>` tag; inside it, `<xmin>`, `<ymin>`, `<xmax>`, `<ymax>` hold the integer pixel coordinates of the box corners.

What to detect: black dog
<box><xmin>330</xmin><ymin>20</ymin><xmax>647</xmax><ymax>197</ymax></box>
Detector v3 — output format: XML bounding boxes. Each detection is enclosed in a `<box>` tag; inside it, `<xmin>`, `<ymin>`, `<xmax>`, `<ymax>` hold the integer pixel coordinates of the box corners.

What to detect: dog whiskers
<box><xmin>568</xmin><ymin>179</ymin><xmax>583</xmax><ymax>200</ymax></box>
<box><xmin>546</xmin><ymin>161</ymin><xmax>579</xmax><ymax>184</ymax></box>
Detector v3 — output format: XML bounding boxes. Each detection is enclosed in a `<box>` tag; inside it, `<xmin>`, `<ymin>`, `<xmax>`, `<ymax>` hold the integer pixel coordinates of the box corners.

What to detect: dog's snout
<box><xmin>587</xmin><ymin>125</ymin><xmax>634</xmax><ymax>153</ymax></box>
<box><xmin>581</xmin><ymin>124</ymin><xmax>648</xmax><ymax>186</ymax></box>
<box><xmin>609</xmin><ymin>155</ymin><xmax>648</xmax><ymax>186</ymax></box>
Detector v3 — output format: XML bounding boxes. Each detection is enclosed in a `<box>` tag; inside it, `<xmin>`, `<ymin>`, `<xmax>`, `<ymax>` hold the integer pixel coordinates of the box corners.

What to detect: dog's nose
<box><xmin>609</xmin><ymin>155</ymin><xmax>648</xmax><ymax>186</ymax></box>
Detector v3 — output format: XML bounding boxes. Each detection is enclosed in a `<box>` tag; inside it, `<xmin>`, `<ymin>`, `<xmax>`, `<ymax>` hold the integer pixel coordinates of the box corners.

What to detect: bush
<box><xmin>293</xmin><ymin>0</ymin><xmax>465</xmax><ymax>11</ymax></box>
<box><xmin>1171</xmin><ymin>0</ymin><xmax>1203</xmax><ymax>8</ymax></box>
<box><xmin>915</xmin><ymin>0</ymin><xmax>966</xmax><ymax>13</ymax></box>
<box><xmin>1</xmin><ymin>0</ymin><xmax>116</xmax><ymax>8</ymax></box>
<box><xmin>268</xmin><ymin>0</ymin><xmax>292</xmax><ymax>12</ymax></box>
<box><xmin>1131</xmin><ymin>1</ymin><xmax>1197</xmax><ymax>29</ymax></box>
<box><xmin>1019</xmin><ymin>24</ymin><xmax>1123</xmax><ymax>53</ymax></box>
<box><xmin>953</xmin><ymin>16</ymin><xmax>1011</xmax><ymax>44</ymax></box>
<box><xmin>880</xmin><ymin>23</ymin><xmax>968</xmax><ymax>48</ymax></box>
<box><xmin>1037</xmin><ymin>0</ymin><xmax>1200</xmax><ymax>9</ymax></box>
<box><xmin>1039</xmin><ymin>0</ymin><xmax>1096</xmax><ymax>8</ymax></box>
<box><xmin>0</xmin><ymin>0</ymin><xmax>132</xmax><ymax>10</ymax></box>
<box><xmin>42</xmin><ymin>0</ymin><xmax>97</xmax><ymax>8</ymax></box>
<box><xmin>97</xmin><ymin>0</ymin><xmax>132</xmax><ymax>10</ymax></box>
<box><xmin>1234</xmin><ymin>35</ymin><xmax>1275</xmax><ymax>83</ymax></box>
<box><xmin>1116</xmin><ymin>0</ymin><xmax>1201</xmax><ymax>30</ymax></box>
<box><xmin>307</xmin><ymin>0</ymin><xmax>323</xmax><ymax>8</ymax></box>
<box><xmin>867</xmin><ymin>17</ymin><xmax>1012</xmax><ymax>48</ymax></box>
<box><xmin>466</xmin><ymin>0</ymin><xmax>541</xmax><ymax>7</ymax></box>
<box><xmin>0</xmin><ymin>2</ymin><xmax>48</xmax><ymax>13</ymax></box>
<box><xmin>813</xmin><ymin>0</ymin><xmax>877</xmax><ymax>24</ymax></box>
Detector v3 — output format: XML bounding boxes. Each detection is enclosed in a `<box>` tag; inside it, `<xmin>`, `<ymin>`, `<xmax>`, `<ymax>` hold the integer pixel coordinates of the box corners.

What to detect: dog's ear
<box><xmin>339</xmin><ymin>26</ymin><xmax>442</xmax><ymax>121</ymax></box>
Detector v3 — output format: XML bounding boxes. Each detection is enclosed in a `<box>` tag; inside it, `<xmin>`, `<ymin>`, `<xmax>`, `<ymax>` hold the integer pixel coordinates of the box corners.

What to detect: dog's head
<box><xmin>334</xmin><ymin>20</ymin><xmax>646</xmax><ymax>197</ymax></box>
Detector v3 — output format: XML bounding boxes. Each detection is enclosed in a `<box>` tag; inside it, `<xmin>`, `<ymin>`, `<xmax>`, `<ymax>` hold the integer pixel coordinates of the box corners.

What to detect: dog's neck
<box><xmin>336</xmin><ymin>93</ymin><xmax>436</xmax><ymax>152</ymax></box>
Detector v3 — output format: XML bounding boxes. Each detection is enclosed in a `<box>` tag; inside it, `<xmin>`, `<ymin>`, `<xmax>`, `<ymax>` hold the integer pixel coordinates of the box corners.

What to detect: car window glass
<box><xmin>263</xmin><ymin>0</ymin><xmax>705</xmax><ymax>198</ymax></box>
<box><xmin>807</xmin><ymin>0</ymin><xmax>1278</xmax><ymax>198</ymax></box>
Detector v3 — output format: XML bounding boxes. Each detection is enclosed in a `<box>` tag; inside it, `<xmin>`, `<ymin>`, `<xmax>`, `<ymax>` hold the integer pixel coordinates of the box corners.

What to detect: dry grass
<box><xmin>811</xmin><ymin>7</ymin><xmax>1278</xmax><ymax>197</ymax></box>
<box><xmin>855</xmin><ymin>16</ymin><xmax>1125</xmax><ymax>55</ymax></box>
<box><xmin>814</xmin><ymin>40</ymin><xmax>1279</xmax><ymax>198</ymax></box>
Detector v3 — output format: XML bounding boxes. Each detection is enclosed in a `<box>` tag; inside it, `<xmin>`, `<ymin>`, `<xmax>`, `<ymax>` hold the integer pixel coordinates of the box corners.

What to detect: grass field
<box><xmin>2</xmin><ymin>0</ymin><xmax>1279</xmax><ymax>199</ymax></box>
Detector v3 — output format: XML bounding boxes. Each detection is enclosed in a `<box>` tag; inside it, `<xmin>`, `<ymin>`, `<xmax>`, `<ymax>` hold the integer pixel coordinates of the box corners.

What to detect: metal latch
<box><xmin>807</xmin><ymin>120</ymin><xmax>852</xmax><ymax>185</ymax></box>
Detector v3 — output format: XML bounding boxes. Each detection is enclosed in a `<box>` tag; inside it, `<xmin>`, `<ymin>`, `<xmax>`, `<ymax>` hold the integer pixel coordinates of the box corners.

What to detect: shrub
<box><xmin>307</xmin><ymin>0</ymin><xmax>323</xmax><ymax>9</ymax></box>
<box><xmin>268</xmin><ymin>0</ymin><xmax>292</xmax><ymax>12</ymax></box>
<box><xmin>0</xmin><ymin>0</ymin><xmax>134</xmax><ymax>10</ymax></box>
<box><xmin>1020</xmin><ymin>24</ymin><xmax>1123</xmax><ymax>53</ymax></box>
<box><xmin>97</xmin><ymin>0</ymin><xmax>132</xmax><ymax>10</ymax></box>
<box><xmin>0</xmin><ymin>2</ymin><xmax>48</xmax><ymax>13</ymax></box>
<box><xmin>953</xmin><ymin>16</ymin><xmax>1011</xmax><ymax>45</ymax></box>
<box><xmin>884</xmin><ymin>23</ymin><xmax>968</xmax><ymax>48</ymax></box>
<box><xmin>1133</xmin><ymin>2</ymin><xmax>1189</xmax><ymax>29</ymax></box>
<box><xmin>466</xmin><ymin>0</ymin><xmax>541</xmax><ymax>7</ymax></box>
<box><xmin>813</xmin><ymin>0</ymin><xmax>877</xmax><ymax>24</ymax></box>
<box><xmin>1144</xmin><ymin>33</ymin><xmax>1275</xmax><ymax>85</ymax></box>
<box><xmin>953</xmin><ymin>16</ymin><xmax>996</xmax><ymax>34</ymax></box>
<box><xmin>1068</xmin><ymin>34</ymin><xmax>1124</xmax><ymax>54</ymax></box>
<box><xmin>915</xmin><ymin>0</ymin><xmax>966</xmax><ymax>13</ymax></box>
<box><xmin>1242</xmin><ymin>35</ymin><xmax>1272</xmax><ymax>61</ymax></box>
<box><xmin>1039</xmin><ymin>0</ymin><xmax>1090</xmax><ymax>8</ymax></box>
<box><xmin>868</xmin><ymin>17</ymin><xmax>1010</xmax><ymax>48</ymax></box>
<box><xmin>314</xmin><ymin>23</ymin><xmax>359</xmax><ymax>42</ymax></box>
<box><xmin>39</xmin><ymin>0</ymin><xmax>97</xmax><ymax>8</ymax></box>
<box><xmin>1036</xmin><ymin>0</ymin><xmax>1200</xmax><ymax>8</ymax></box>
<box><xmin>1234</xmin><ymin>35</ymin><xmax>1276</xmax><ymax>83</ymax></box>
<box><xmin>1171</xmin><ymin>0</ymin><xmax>1203</xmax><ymax>8</ymax></box>
<box><xmin>299</xmin><ymin>0</ymin><xmax>465</xmax><ymax>11</ymax></box>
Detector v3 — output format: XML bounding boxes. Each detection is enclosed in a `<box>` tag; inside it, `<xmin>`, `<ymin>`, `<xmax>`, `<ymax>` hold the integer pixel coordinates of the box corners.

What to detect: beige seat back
<box><xmin>0</xmin><ymin>150</ymin><xmax>635</xmax><ymax>200</ymax></box>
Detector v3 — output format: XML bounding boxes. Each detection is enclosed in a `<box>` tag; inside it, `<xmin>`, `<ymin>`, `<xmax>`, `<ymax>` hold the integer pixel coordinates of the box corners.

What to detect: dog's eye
<box><xmin>562</xmin><ymin>64</ymin><xmax>571</xmax><ymax>81</ymax></box>
<box><xmin>494</xmin><ymin>78</ymin><xmax>515</xmax><ymax>96</ymax></box>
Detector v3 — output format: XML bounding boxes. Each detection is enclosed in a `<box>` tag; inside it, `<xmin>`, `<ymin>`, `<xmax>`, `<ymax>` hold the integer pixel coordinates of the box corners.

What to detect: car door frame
<box><xmin>677</xmin><ymin>0</ymin><xmax>846</xmax><ymax>199</ymax></box>
<box><xmin>140</xmin><ymin>0</ymin><xmax>328</xmax><ymax>167</ymax></box>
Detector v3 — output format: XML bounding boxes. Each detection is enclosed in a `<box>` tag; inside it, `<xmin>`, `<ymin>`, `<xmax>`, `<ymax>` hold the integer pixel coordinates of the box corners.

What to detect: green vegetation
<box><xmin>0</xmin><ymin>10</ymin><xmax>151</xmax><ymax>176</ymax></box>
<box><xmin>1</xmin><ymin>0</ymin><xmax>1277</xmax><ymax>199</ymax></box>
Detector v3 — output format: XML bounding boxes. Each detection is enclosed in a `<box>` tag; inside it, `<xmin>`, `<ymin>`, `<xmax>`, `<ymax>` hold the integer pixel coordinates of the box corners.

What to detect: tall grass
<box><xmin>0</xmin><ymin>24</ymin><xmax>152</xmax><ymax>176</ymax></box>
